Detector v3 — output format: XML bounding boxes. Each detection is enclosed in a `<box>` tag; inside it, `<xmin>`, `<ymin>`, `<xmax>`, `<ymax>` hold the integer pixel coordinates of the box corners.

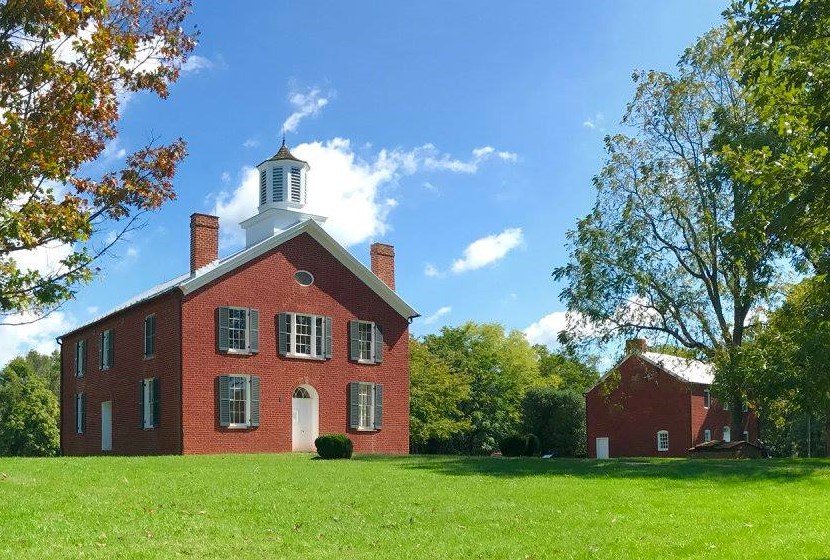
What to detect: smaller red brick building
<box><xmin>59</xmin><ymin>143</ymin><xmax>419</xmax><ymax>456</ymax></box>
<box><xmin>586</xmin><ymin>340</ymin><xmax>758</xmax><ymax>458</ymax></box>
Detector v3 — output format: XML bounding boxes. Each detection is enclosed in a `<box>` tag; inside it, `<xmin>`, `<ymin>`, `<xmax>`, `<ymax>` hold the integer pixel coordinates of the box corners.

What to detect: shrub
<box><xmin>522</xmin><ymin>387</ymin><xmax>586</xmax><ymax>457</ymax></box>
<box><xmin>499</xmin><ymin>434</ymin><xmax>527</xmax><ymax>457</ymax></box>
<box><xmin>315</xmin><ymin>434</ymin><xmax>353</xmax><ymax>459</ymax></box>
<box><xmin>0</xmin><ymin>358</ymin><xmax>59</xmax><ymax>457</ymax></box>
<box><xmin>524</xmin><ymin>434</ymin><xmax>540</xmax><ymax>456</ymax></box>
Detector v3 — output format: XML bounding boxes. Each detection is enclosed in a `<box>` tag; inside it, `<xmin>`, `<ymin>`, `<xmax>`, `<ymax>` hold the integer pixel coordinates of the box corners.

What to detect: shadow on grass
<box><xmin>352</xmin><ymin>454</ymin><xmax>830</xmax><ymax>483</ymax></box>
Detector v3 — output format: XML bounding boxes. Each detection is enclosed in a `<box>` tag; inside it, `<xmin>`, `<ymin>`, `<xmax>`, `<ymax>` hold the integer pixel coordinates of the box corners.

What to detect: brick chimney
<box><xmin>625</xmin><ymin>338</ymin><xmax>648</xmax><ymax>354</ymax></box>
<box><xmin>370</xmin><ymin>243</ymin><xmax>395</xmax><ymax>290</ymax></box>
<box><xmin>190</xmin><ymin>213</ymin><xmax>219</xmax><ymax>273</ymax></box>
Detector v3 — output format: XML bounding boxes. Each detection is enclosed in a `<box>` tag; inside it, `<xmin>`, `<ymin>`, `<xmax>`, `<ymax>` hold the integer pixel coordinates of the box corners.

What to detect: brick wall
<box><xmin>586</xmin><ymin>355</ymin><xmax>692</xmax><ymax>458</ymax></box>
<box><xmin>370</xmin><ymin>243</ymin><xmax>395</xmax><ymax>290</ymax></box>
<box><xmin>690</xmin><ymin>384</ymin><xmax>759</xmax><ymax>444</ymax></box>
<box><xmin>190</xmin><ymin>213</ymin><xmax>219</xmax><ymax>272</ymax></box>
<box><xmin>180</xmin><ymin>232</ymin><xmax>410</xmax><ymax>455</ymax></box>
<box><xmin>60</xmin><ymin>291</ymin><xmax>182</xmax><ymax>456</ymax></box>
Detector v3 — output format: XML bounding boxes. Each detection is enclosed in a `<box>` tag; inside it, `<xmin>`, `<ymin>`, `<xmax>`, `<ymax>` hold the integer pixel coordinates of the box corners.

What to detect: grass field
<box><xmin>1</xmin><ymin>454</ymin><xmax>829</xmax><ymax>559</ymax></box>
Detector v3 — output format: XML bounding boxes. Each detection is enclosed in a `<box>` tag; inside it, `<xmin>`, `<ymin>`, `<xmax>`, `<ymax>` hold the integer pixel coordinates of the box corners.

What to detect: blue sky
<box><xmin>1</xmin><ymin>1</ymin><xmax>729</xmax><ymax>363</ymax></box>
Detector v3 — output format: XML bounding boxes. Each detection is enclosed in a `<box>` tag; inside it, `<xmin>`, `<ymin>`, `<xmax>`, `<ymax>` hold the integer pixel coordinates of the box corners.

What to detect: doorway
<box><xmin>101</xmin><ymin>401</ymin><xmax>112</xmax><ymax>452</ymax></box>
<box><xmin>595</xmin><ymin>437</ymin><xmax>609</xmax><ymax>459</ymax></box>
<box><xmin>292</xmin><ymin>385</ymin><xmax>319</xmax><ymax>452</ymax></box>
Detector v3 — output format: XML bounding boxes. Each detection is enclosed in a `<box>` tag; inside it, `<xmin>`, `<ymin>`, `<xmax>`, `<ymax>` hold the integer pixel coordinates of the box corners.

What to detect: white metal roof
<box><xmin>62</xmin><ymin>219</ymin><xmax>419</xmax><ymax>337</ymax></box>
<box><xmin>640</xmin><ymin>352</ymin><xmax>715</xmax><ymax>385</ymax></box>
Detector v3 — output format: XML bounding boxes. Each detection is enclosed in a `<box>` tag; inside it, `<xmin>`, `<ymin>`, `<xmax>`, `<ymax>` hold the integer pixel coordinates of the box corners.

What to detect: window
<box><xmin>75</xmin><ymin>339</ymin><xmax>86</xmax><ymax>378</ymax></box>
<box><xmin>290</xmin><ymin>167</ymin><xmax>302</xmax><ymax>203</ymax></box>
<box><xmin>144</xmin><ymin>315</ymin><xmax>156</xmax><ymax>358</ymax></box>
<box><xmin>723</xmin><ymin>426</ymin><xmax>731</xmax><ymax>443</ymax></box>
<box><xmin>657</xmin><ymin>430</ymin><xmax>669</xmax><ymax>452</ymax></box>
<box><xmin>100</xmin><ymin>329</ymin><xmax>114</xmax><ymax>370</ymax></box>
<box><xmin>218</xmin><ymin>375</ymin><xmax>260</xmax><ymax>428</ymax></box>
<box><xmin>704</xmin><ymin>429</ymin><xmax>712</xmax><ymax>442</ymax></box>
<box><xmin>703</xmin><ymin>388</ymin><xmax>711</xmax><ymax>409</ymax></box>
<box><xmin>259</xmin><ymin>169</ymin><xmax>267</xmax><ymax>205</ymax></box>
<box><xmin>294</xmin><ymin>270</ymin><xmax>314</xmax><ymax>286</ymax></box>
<box><xmin>742</xmin><ymin>401</ymin><xmax>749</xmax><ymax>413</ymax></box>
<box><xmin>278</xmin><ymin>313</ymin><xmax>331</xmax><ymax>359</ymax></box>
<box><xmin>272</xmin><ymin>167</ymin><xmax>284</xmax><ymax>202</ymax></box>
<box><xmin>140</xmin><ymin>378</ymin><xmax>160</xmax><ymax>429</ymax></box>
<box><xmin>74</xmin><ymin>393</ymin><xmax>86</xmax><ymax>434</ymax></box>
<box><xmin>349</xmin><ymin>382</ymin><xmax>383</xmax><ymax>431</ymax></box>
<box><xmin>723</xmin><ymin>400</ymin><xmax>730</xmax><ymax>411</ymax></box>
<box><xmin>743</xmin><ymin>431</ymin><xmax>750</xmax><ymax>442</ymax></box>
<box><xmin>217</xmin><ymin>307</ymin><xmax>259</xmax><ymax>354</ymax></box>
<box><xmin>349</xmin><ymin>320</ymin><xmax>383</xmax><ymax>364</ymax></box>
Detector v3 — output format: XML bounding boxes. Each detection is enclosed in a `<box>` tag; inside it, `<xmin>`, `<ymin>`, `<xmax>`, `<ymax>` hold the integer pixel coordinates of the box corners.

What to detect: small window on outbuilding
<box><xmin>657</xmin><ymin>430</ymin><xmax>669</xmax><ymax>452</ymax></box>
<box><xmin>704</xmin><ymin>429</ymin><xmax>711</xmax><ymax>442</ymax></box>
<box><xmin>723</xmin><ymin>426</ymin><xmax>731</xmax><ymax>442</ymax></box>
<box><xmin>703</xmin><ymin>388</ymin><xmax>711</xmax><ymax>409</ymax></box>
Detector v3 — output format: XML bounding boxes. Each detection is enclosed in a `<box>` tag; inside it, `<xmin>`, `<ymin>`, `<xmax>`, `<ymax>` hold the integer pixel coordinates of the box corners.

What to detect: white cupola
<box><xmin>239</xmin><ymin>140</ymin><xmax>327</xmax><ymax>247</ymax></box>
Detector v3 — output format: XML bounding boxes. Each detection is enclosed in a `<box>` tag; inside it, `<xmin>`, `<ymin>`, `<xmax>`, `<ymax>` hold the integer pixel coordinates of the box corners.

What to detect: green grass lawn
<box><xmin>1</xmin><ymin>454</ymin><xmax>828</xmax><ymax>559</ymax></box>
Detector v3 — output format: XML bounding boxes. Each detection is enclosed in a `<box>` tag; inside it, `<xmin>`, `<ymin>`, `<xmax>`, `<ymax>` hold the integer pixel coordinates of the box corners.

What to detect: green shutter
<box><xmin>249</xmin><ymin>309</ymin><xmax>259</xmax><ymax>353</ymax></box>
<box><xmin>349</xmin><ymin>321</ymin><xmax>359</xmax><ymax>361</ymax></box>
<box><xmin>99</xmin><ymin>332</ymin><xmax>104</xmax><ymax>370</ymax></box>
<box><xmin>374</xmin><ymin>324</ymin><xmax>384</xmax><ymax>364</ymax></box>
<box><xmin>218</xmin><ymin>307</ymin><xmax>230</xmax><ymax>351</ymax></box>
<box><xmin>349</xmin><ymin>382</ymin><xmax>360</xmax><ymax>429</ymax></box>
<box><xmin>278</xmin><ymin>312</ymin><xmax>289</xmax><ymax>356</ymax></box>
<box><xmin>218</xmin><ymin>375</ymin><xmax>230</xmax><ymax>427</ymax></box>
<box><xmin>108</xmin><ymin>329</ymin><xmax>115</xmax><ymax>367</ymax></box>
<box><xmin>250</xmin><ymin>376</ymin><xmax>260</xmax><ymax>427</ymax></box>
<box><xmin>324</xmin><ymin>316</ymin><xmax>333</xmax><ymax>359</ymax></box>
<box><xmin>81</xmin><ymin>340</ymin><xmax>87</xmax><ymax>376</ymax></box>
<box><xmin>138</xmin><ymin>380</ymin><xmax>145</xmax><ymax>429</ymax></box>
<box><xmin>152</xmin><ymin>377</ymin><xmax>161</xmax><ymax>428</ymax></box>
<box><xmin>374</xmin><ymin>383</ymin><xmax>383</xmax><ymax>429</ymax></box>
<box><xmin>80</xmin><ymin>394</ymin><xmax>86</xmax><ymax>434</ymax></box>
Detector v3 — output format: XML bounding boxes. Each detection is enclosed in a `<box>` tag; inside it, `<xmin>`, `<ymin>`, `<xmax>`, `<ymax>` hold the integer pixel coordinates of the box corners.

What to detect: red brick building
<box><xmin>59</xmin><ymin>144</ymin><xmax>418</xmax><ymax>455</ymax></box>
<box><xmin>586</xmin><ymin>340</ymin><xmax>758</xmax><ymax>458</ymax></box>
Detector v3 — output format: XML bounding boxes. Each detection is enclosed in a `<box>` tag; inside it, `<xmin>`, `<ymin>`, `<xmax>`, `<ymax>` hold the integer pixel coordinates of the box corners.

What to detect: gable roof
<box><xmin>61</xmin><ymin>219</ymin><xmax>419</xmax><ymax>338</ymax></box>
<box><xmin>586</xmin><ymin>350</ymin><xmax>714</xmax><ymax>394</ymax></box>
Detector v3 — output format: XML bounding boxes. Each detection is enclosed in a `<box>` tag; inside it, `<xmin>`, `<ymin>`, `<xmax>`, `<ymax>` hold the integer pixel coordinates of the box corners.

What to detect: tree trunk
<box><xmin>826</xmin><ymin>410</ymin><xmax>830</xmax><ymax>458</ymax></box>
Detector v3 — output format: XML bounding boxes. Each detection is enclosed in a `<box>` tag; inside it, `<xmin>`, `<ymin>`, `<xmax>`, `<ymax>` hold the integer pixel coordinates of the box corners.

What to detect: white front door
<box><xmin>292</xmin><ymin>397</ymin><xmax>314</xmax><ymax>452</ymax></box>
<box><xmin>596</xmin><ymin>437</ymin><xmax>609</xmax><ymax>459</ymax></box>
<box><xmin>101</xmin><ymin>401</ymin><xmax>112</xmax><ymax>452</ymax></box>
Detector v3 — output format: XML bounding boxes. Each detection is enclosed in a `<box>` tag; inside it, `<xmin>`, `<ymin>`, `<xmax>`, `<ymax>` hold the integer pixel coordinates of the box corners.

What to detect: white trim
<box><xmin>355</xmin><ymin>320</ymin><xmax>375</xmax><ymax>363</ymax></box>
<box><xmin>703</xmin><ymin>388</ymin><xmax>711</xmax><ymax>409</ymax></box>
<box><xmin>227</xmin><ymin>374</ymin><xmax>252</xmax><ymax>429</ymax></box>
<box><xmin>704</xmin><ymin>429</ymin><xmax>712</xmax><ymax>442</ymax></box>
<box><xmin>355</xmin><ymin>381</ymin><xmax>376</xmax><ymax>431</ymax></box>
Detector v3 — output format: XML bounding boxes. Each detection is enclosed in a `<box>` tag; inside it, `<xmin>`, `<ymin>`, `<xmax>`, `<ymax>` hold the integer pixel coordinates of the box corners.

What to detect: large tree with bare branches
<box><xmin>0</xmin><ymin>0</ymin><xmax>195</xmax><ymax>322</ymax></box>
<box><xmin>554</xmin><ymin>30</ymin><xmax>788</xmax><ymax>373</ymax></box>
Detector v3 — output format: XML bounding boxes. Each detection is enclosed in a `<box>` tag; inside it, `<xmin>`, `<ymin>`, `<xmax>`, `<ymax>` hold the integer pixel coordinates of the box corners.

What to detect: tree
<box><xmin>553</xmin><ymin>30</ymin><xmax>788</xmax><ymax>428</ymax></box>
<box><xmin>422</xmin><ymin>322</ymin><xmax>541</xmax><ymax>454</ymax></box>
<box><xmin>728</xmin><ymin>0</ymin><xmax>830</xmax><ymax>271</ymax></box>
<box><xmin>0</xmin><ymin>0</ymin><xmax>195</xmax><ymax>321</ymax></box>
<box><xmin>0</xmin><ymin>357</ymin><xmax>60</xmax><ymax>456</ymax></box>
<box><xmin>19</xmin><ymin>349</ymin><xmax>60</xmax><ymax>398</ymax></box>
<box><xmin>522</xmin><ymin>388</ymin><xmax>586</xmax><ymax>457</ymax></box>
<box><xmin>534</xmin><ymin>344</ymin><xmax>599</xmax><ymax>394</ymax></box>
<box><xmin>409</xmin><ymin>336</ymin><xmax>471</xmax><ymax>453</ymax></box>
<box><xmin>716</xmin><ymin>276</ymin><xmax>830</xmax><ymax>456</ymax></box>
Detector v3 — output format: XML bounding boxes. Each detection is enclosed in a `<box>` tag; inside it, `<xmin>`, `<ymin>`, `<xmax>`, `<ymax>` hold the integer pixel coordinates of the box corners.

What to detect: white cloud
<box><xmin>11</xmin><ymin>242</ymin><xmax>73</xmax><ymax>277</ymax></box>
<box><xmin>100</xmin><ymin>138</ymin><xmax>127</xmax><ymax>162</ymax></box>
<box><xmin>282</xmin><ymin>86</ymin><xmax>331</xmax><ymax>134</ymax></box>
<box><xmin>0</xmin><ymin>311</ymin><xmax>74</xmax><ymax>367</ymax></box>
<box><xmin>242</xmin><ymin>139</ymin><xmax>259</xmax><ymax>149</ymax></box>
<box><xmin>424</xmin><ymin>145</ymin><xmax>518</xmax><ymax>174</ymax></box>
<box><xmin>424</xmin><ymin>263</ymin><xmax>443</xmax><ymax>278</ymax></box>
<box><xmin>422</xmin><ymin>306</ymin><xmax>452</xmax><ymax>325</ymax></box>
<box><xmin>181</xmin><ymin>55</ymin><xmax>213</xmax><ymax>73</ymax></box>
<box><xmin>582</xmin><ymin>113</ymin><xmax>606</xmax><ymax>132</ymax></box>
<box><xmin>86</xmin><ymin>306</ymin><xmax>99</xmax><ymax>315</ymax></box>
<box><xmin>524</xmin><ymin>311</ymin><xmax>569</xmax><ymax>348</ymax></box>
<box><xmin>221</xmin><ymin>171</ymin><xmax>231</xmax><ymax>183</ymax></box>
<box><xmin>451</xmin><ymin>228</ymin><xmax>523</xmax><ymax>273</ymax></box>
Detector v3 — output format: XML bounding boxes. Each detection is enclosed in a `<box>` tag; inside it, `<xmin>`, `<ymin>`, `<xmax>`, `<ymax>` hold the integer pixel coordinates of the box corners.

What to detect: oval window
<box><xmin>294</xmin><ymin>270</ymin><xmax>314</xmax><ymax>286</ymax></box>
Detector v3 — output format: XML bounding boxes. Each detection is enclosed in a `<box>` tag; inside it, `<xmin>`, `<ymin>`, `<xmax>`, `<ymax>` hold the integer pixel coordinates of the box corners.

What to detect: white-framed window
<box><xmin>74</xmin><ymin>393</ymin><xmax>86</xmax><ymax>434</ymax></box>
<box><xmin>144</xmin><ymin>315</ymin><xmax>156</xmax><ymax>358</ymax></box>
<box><xmin>723</xmin><ymin>426</ymin><xmax>731</xmax><ymax>442</ymax></box>
<box><xmin>657</xmin><ymin>430</ymin><xmax>669</xmax><ymax>452</ymax></box>
<box><xmin>280</xmin><ymin>312</ymin><xmax>329</xmax><ymax>359</ymax></box>
<box><xmin>703</xmin><ymin>388</ymin><xmax>711</xmax><ymax>409</ymax></box>
<box><xmin>349</xmin><ymin>382</ymin><xmax>383</xmax><ymax>431</ymax></box>
<box><xmin>742</xmin><ymin>401</ymin><xmax>749</xmax><ymax>413</ymax></box>
<box><xmin>723</xmin><ymin>400</ymin><xmax>730</xmax><ymax>411</ymax></box>
<box><xmin>704</xmin><ymin>429</ymin><xmax>712</xmax><ymax>442</ymax></box>
<box><xmin>100</xmin><ymin>329</ymin><xmax>114</xmax><ymax>370</ymax></box>
<box><xmin>75</xmin><ymin>339</ymin><xmax>86</xmax><ymax>378</ymax></box>
<box><xmin>217</xmin><ymin>307</ymin><xmax>259</xmax><ymax>354</ymax></box>
<box><xmin>358</xmin><ymin>321</ymin><xmax>374</xmax><ymax>362</ymax></box>
<box><xmin>357</xmin><ymin>382</ymin><xmax>373</xmax><ymax>430</ymax></box>
<box><xmin>349</xmin><ymin>320</ymin><xmax>383</xmax><ymax>364</ymax></box>
<box><xmin>743</xmin><ymin>431</ymin><xmax>749</xmax><ymax>442</ymax></box>
<box><xmin>218</xmin><ymin>374</ymin><xmax>260</xmax><ymax>429</ymax></box>
<box><xmin>140</xmin><ymin>378</ymin><xmax>160</xmax><ymax>429</ymax></box>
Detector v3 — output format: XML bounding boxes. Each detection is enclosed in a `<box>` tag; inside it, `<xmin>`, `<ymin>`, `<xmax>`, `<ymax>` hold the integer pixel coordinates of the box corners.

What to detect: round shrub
<box><xmin>524</xmin><ymin>434</ymin><xmax>540</xmax><ymax>456</ymax></box>
<box><xmin>499</xmin><ymin>434</ymin><xmax>527</xmax><ymax>457</ymax></box>
<box><xmin>315</xmin><ymin>434</ymin><xmax>354</xmax><ymax>459</ymax></box>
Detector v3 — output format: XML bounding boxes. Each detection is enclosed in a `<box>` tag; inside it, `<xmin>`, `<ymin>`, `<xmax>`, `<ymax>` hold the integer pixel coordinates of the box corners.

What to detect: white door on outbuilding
<box><xmin>595</xmin><ymin>437</ymin><xmax>609</xmax><ymax>459</ymax></box>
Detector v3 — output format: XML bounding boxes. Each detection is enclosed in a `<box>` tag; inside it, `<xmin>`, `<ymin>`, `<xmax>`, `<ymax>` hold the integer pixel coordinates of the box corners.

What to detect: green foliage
<box><xmin>534</xmin><ymin>344</ymin><xmax>599</xmax><ymax>393</ymax></box>
<box><xmin>419</xmin><ymin>322</ymin><xmax>541</xmax><ymax>454</ymax></box>
<box><xmin>522</xmin><ymin>387</ymin><xmax>586</xmax><ymax>457</ymax></box>
<box><xmin>409</xmin><ymin>337</ymin><xmax>470</xmax><ymax>452</ymax></box>
<box><xmin>498</xmin><ymin>434</ymin><xmax>527</xmax><ymax>457</ymax></box>
<box><xmin>314</xmin><ymin>434</ymin><xmax>353</xmax><ymax>459</ymax></box>
<box><xmin>0</xmin><ymin>358</ymin><xmax>59</xmax><ymax>456</ymax></box>
<box><xmin>18</xmin><ymin>350</ymin><xmax>60</xmax><ymax>398</ymax></box>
